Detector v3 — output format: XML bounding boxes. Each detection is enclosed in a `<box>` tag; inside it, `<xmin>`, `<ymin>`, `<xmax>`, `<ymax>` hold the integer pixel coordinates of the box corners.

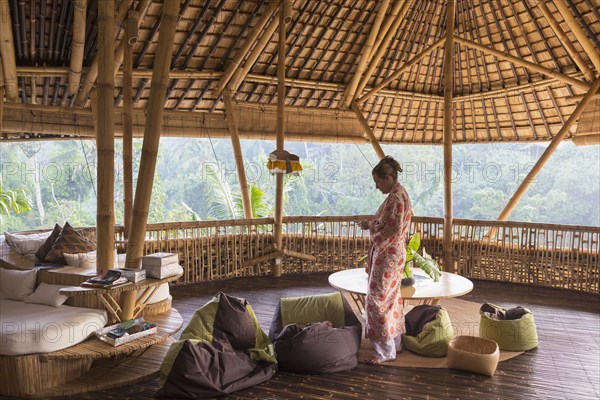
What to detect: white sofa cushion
<box><xmin>63</xmin><ymin>250</ymin><xmax>122</xmax><ymax>269</ymax></box>
<box><xmin>24</xmin><ymin>283</ymin><xmax>68</xmax><ymax>307</ymax></box>
<box><xmin>0</xmin><ymin>299</ymin><xmax>108</xmax><ymax>356</ymax></box>
<box><xmin>0</xmin><ymin>268</ymin><xmax>38</xmax><ymax>300</ymax></box>
<box><xmin>4</xmin><ymin>231</ymin><xmax>52</xmax><ymax>261</ymax></box>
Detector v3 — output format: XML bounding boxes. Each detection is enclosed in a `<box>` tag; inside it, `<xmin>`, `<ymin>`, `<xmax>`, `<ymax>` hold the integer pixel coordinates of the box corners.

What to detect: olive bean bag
<box><xmin>402</xmin><ymin>304</ymin><xmax>454</xmax><ymax>357</ymax></box>
<box><xmin>269</xmin><ymin>292</ymin><xmax>362</xmax><ymax>374</ymax></box>
<box><xmin>156</xmin><ymin>292</ymin><xmax>277</xmax><ymax>399</ymax></box>
<box><xmin>479</xmin><ymin>303</ymin><xmax>539</xmax><ymax>351</ymax></box>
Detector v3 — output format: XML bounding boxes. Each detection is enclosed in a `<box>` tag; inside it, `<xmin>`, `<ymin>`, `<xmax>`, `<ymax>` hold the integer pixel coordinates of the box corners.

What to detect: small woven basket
<box><xmin>447</xmin><ymin>335</ymin><xmax>499</xmax><ymax>377</ymax></box>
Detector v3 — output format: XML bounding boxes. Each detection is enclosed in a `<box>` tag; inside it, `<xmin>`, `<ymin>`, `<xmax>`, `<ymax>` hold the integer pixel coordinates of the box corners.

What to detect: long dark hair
<box><xmin>372</xmin><ymin>156</ymin><xmax>402</xmax><ymax>181</ymax></box>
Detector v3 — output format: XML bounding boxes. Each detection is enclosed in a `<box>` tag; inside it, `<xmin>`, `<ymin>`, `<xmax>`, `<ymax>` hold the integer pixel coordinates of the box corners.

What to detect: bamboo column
<box><xmin>351</xmin><ymin>101</ymin><xmax>385</xmax><ymax>159</ymax></box>
<box><xmin>123</xmin><ymin>0</ymin><xmax>180</xmax><ymax>320</ymax></box>
<box><xmin>96</xmin><ymin>0</ymin><xmax>115</xmax><ymax>272</ymax></box>
<box><xmin>442</xmin><ymin>0</ymin><xmax>455</xmax><ymax>271</ymax></box>
<box><xmin>0</xmin><ymin>0</ymin><xmax>18</xmax><ymax>102</ymax></box>
<box><xmin>122</xmin><ymin>11</ymin><xmax>137</xmax><ymax>238</ymax></box>
<box><xmin>453</xmin><ymin>36</ymin><xmax>590</xmax><ymax>90</ymax></box>
<box><xmin>553</xmin><ymin>0</ymin><xmax>600</xmax><ymax>73</ymax></box>
<box><xmin>272</xmin><ymin>1</ymin><xmax>289</xmax><ymax>277</ymax></box>
<box><xmin>496</xmin><ymin>76</ymin><xmax>600</xmax><ymax>222</ymax></box>
<box><xmin>68</xmin><ymin>0</ymin><xmax>86</xmax><ymax>95</ymax></box>
<box><xmin>0</xmin><ymin>59</ymin><xmax>4</xmax><ymax>134</ymax></box>
<box><xmin>531</xmin><ymin>0</ymin><xmax>595</xmax><ymax>83</ymax></box>
<box><xmin>223</xmin><ymin>90</ymin><xmax>253</xmax><ymax>219</ymax></box>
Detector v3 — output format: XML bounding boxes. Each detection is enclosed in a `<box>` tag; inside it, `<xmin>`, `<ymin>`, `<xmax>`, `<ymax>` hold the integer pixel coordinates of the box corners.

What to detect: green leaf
<box><xmin>409</xmin><ymin>247</ymin><xmax>442</xmax><ymax>282</ymax></box>
<box><xmin>403</xmin><ymin>233</ymin><xmax>421</xmax><ymax>278</ymax></box>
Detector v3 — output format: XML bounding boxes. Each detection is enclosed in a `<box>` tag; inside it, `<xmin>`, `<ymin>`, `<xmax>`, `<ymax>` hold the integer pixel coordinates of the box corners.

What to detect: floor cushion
<box><xmin>269</xmin><ymin>291</ymin><xmax>362</xmax><ymax>374</ymax></box>
<box><xmin>479</xmin><ymin>303</ymin><xmax>539</xmax><ymax>351</ymax></box>
<box><xmin>402</xmin><ymin>304</ymin><xmax>454</xmax><ymax>357</ymax></box>
<box><xmin>157</xmin><ymin>292</ymin><xmax>276</xmax><ymax>399</ymax></box>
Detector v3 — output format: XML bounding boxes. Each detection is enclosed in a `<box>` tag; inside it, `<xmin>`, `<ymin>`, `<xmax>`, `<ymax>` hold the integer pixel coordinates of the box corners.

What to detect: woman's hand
<box><xmin>359</xmin><ymin>219</ymin><xmax>371</xmax><ymax>230</ymax></box>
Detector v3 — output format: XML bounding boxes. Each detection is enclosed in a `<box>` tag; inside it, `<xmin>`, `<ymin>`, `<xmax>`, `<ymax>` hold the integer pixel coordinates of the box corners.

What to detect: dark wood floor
<box><xmin>6</xmin><ymin>273</ymin><xmax>600</xmax><ymax>400</ymax></box>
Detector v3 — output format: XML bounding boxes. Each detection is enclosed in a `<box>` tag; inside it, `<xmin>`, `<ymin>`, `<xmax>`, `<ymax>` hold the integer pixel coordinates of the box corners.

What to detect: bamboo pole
<box><xmin>351</xmin><ymin>101</ymin><xmax>385</xmax><ymax>159</ymax></box>
<box><xmin>223</xmin><ymin>90</ymin><xmax>253</xmax><ymax>219</ymax></box>
<box><xmin>213</xmin><ymin>0</ymin><xmax>281</xmax><ymax>98</ymax></box>
<box><xmin>341</xmin><ymin>0</ymin><xmax>390</xmax><ymax>108</ymax></box>
<box><xmin>123</xmin><ymin>0</ymin><xmax>180</xmax><ymax>319</ymax></box>
<box><xmin>443</xmin><ymin>0</ymin><xmax>455</xmax><ymax>270</ymax></box>
<box><xmin>68</xmin><ymin>0</ymin><xmax>86</xmax><ymax>95</ymax></box>
<box><xmin>74</xmin><ymin>0</ymin><xmax>134</xmax><ymax>107</ymax></box>
<box><xmin>552</xmin><ymin>0</ymin><xmax>600</xmax><ymax>73</ymax></box>
<box><xmin>358</xmin><ymin>38</ymin><xmax>446</xmax><ymax>104</ymax></box>
<box><xmin>113</xmin><ymin>1</ymin><xmax>152</xmax><ymax>77</ymax></box>
<box><xmin>0</xmin><ymin>0</ymin><xmax>18</xmax><ymax>102</ymax></box>
<box><xmin>355</xmin><ymin>0</ymin><xmax>414</xmax><ymax>99</ymax></box>
<box><xmin>496</xmin><ymin>76</ymin><xmax>600</xmax><ymax>222</ymax></box>
<box><xmin>454</xmin><ymin>36</ymin><xmax>590</xmax><ymax>90</ymax></box>
<box><xmin>531</xmin><ymin>0</ymin><xmax>595</xmax><ymax>83</ymax></box>
<box><xmin>272</xmin><ymin>1</ymin><xmax>289</xmax><ymax>277</ymax></box>
<box><xmin>0</xmin><ymin>57</ymin><xmax>4</xmax><ymax>134</ymax></box>
<box><xmin>122</xmin><ymin>11</ymin><xmax>135</xmax><ymax>239</ymax></box>
<box><xmin>96</xmin><ymin>0</ymin><xmax>115</xmax><ymax>272</ymax></box>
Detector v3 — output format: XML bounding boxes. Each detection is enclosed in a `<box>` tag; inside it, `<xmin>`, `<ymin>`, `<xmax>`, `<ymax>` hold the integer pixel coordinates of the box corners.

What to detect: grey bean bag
<box><xmin>269</xmin><ymin>292</ymin><xmax>362</xmax><ymax>374</ymax></box>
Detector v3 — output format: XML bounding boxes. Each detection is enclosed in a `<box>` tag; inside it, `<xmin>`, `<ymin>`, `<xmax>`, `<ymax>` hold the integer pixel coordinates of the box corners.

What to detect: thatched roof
<box><xmin>1</xmin><ymin>0</ymin><xmax>599</xmax><ymax>144</ymax></box>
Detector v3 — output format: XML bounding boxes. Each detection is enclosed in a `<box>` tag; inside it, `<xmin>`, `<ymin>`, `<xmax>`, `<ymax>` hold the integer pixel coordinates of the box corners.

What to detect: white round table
<box><xmin>328</xmin><ymin>268</ymin><xmax>473</xmax><ymax>314</ymax></box>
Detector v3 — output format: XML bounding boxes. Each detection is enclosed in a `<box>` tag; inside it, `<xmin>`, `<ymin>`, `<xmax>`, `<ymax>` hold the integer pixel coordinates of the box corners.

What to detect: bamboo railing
<box><xmin>113</xmin><ymin>216</ymin><xmax>599</xmax><ymax>294</ymax></box>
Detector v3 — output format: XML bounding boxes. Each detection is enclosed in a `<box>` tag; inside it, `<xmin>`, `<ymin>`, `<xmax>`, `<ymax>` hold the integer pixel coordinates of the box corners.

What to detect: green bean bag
<box><xmin>402</xmin><ymin>304</ymin><xmax>454</xmax><ymax>357</ymax></box>
<box><xmin>269</xmin><ymin>292</ymin><xmax>362</xmax><ymax>374</ymax></box>
<box><xmin>479</xmin><ymin>303</ymin><xmax>538</xmax><ymax>351</ymax></box>
<box><xmin>157</xmin><ymin>292</ymin><xmax>277</xmax><ymax>399</ymax></box>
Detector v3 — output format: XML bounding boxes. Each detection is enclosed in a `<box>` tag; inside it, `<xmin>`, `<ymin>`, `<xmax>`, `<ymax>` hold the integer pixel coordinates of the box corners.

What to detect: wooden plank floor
<box><xmin>3</xmin><ymin>273</ymin><xmax>598</xmax><ymax>400</ymax></box>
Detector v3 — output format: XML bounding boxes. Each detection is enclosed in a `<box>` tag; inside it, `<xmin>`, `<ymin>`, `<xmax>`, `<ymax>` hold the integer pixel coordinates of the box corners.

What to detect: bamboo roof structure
<box><xmin>1</xmin><ymin>0</ymin><xmax>599</xmax><ymax>145</ymax></box>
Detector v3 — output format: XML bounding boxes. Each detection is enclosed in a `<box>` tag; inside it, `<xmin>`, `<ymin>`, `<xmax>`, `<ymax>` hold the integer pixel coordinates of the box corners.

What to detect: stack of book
<box><xmin>96</xmin><ymin>317</ymin><xmax>158</xmax><ymax>346</ymax></box>
<box><xmin>141</xmin><ymin>252</ymin><xmax>182</xmax><ymax>279</ymax></box>
<box><xmin>81</xmin><ymin>269</ymin><xmax>129</xmax><ymax>288</ymax></box>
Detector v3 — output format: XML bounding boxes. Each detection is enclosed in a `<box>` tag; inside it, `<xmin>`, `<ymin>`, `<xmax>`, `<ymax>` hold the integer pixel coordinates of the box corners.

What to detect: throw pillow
<box><xmin>63</xmin><ymin>249</ymin><xmax>120</xmax><ymax>269</ymax></box>
<box><xmin>24</xmin><ymin>283</ymin><xmax>68</xmax><ymax>307</ymax></box>
<box><xmin>0</xmin><ymin>268</ymin><xmax>38</xmax><ymax>300</ymax></box>
<box><xmin>35</xmin><ymin>224</ymin><xmax>63</xmax><ymax>262</ymax></box>
<box><xmin>3</xmin><ymin>231</ymin><xmax>52</xmax><ymax>261</ymax></box>
<box><xmin>45</xmin><ymin>222</ymin><xmax>96</xmax><ymax>264</ymax></box>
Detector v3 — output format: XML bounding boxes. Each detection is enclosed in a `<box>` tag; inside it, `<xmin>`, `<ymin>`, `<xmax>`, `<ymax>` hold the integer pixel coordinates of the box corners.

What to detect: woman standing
<box><xmin>360</xmin><ymin>156</ymin><xmax>412</xmax><ymax>364</ymax></box>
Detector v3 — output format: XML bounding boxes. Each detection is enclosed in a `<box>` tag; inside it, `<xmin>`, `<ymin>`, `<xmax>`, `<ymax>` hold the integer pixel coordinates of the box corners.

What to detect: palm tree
<box><xmin>0</xmin><ymin>177</ymin><xmax>33</xmax><ymax>223</ymax></box>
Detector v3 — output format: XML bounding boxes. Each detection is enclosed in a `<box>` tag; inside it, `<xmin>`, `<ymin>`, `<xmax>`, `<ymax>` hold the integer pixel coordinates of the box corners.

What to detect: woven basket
<box><xmin>447</xmin><ymin>335</ymin><xmax>499</xmax><ymax>377</ymax></box>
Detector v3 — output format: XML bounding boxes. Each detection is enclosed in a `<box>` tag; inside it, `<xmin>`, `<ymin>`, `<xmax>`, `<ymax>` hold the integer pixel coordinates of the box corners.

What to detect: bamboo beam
<box><xmin>223</xmin><ymin>90</ymin><xmax>253</xmax><ymax>219</ymax></box>
<box><xmin>355</xmin><ymin>0</ymin><xmax>414</xmax><ymax>99</ymax></box>
<box><xmin>341</xmin><ymin>0</ymin><xmax>390</xmax><ymax>108</ymax></box>
<box><xmin>443</xmin><ymin>0</ymin><xmax>455</xmax><ymax>270</ymax></box>
<box><xmin>74</xmin><ymin>0</ymin><xmax>134</xmax><ymax>107</ymax></box>
<box><xmin>553</xmin><ymin>0</ymin><xmax>600</xmax><ymax>73</ymax></box>
<box><xmin>0</xmin><ymin>0</ymin><xmax>18</xmax><ymax>101</ymax></box>
<box><xmin>454</xmin><ymin>36</ymin><xmax>591</xmax><ymax>90</ymax></box>
<box><xmin>122</xmin><ymin>0</ymin><xmax>180</xmax><ymax>321</ymax></box>
<box><xmin>496</xmin><ymin>76</ymin><xmax>600</xmax><ymax>221</ymax></box>
<box><xmin>272</xmin><ymin>1</ymin><xmax>289</xmax><ymax>277</ymax></box>
<box><xmin>68</xmin><ymin>0</ymin><xmax>86</xmax><ymax>95</ymax></box>
<box><xmin>351</xmin><ymin>101</ymin><xmax>385</xmax><ymax>159</ymax></box>
<box><xmin>227</xmin><ymin>12</ymin><xmax>280</xmax><ymax>94</ymax></box>
<box><xmin>122</xmin><ymin>11</ymin><xmax>136</xmax><ymax>239</ymax></box>
<box><xmin>96</xmin><ymin>0</ymin><xmax>115</xmax><ymax>272</ymax></box>
<box><xmin>358</xmin><ymin>37</ymin><xmax>446</xmax><ymax>104</ymax></box>
<box><xmin>531</xmin><ymin>0</ymin><xmax>595</xmax><ymax>83</ymax></box>
<box><xmin>212</xmin><ymin>0</ymin><xmax>281</xmax><ymax>98</ymax></box>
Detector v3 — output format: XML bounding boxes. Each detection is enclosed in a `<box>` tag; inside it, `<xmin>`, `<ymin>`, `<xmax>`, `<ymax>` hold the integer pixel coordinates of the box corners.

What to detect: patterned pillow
<box><xmin>35</xmin><ymin>224</ymin><xmax>63</xmax><ymax>262</ymax></box>
<box><xmin>45</xmin><ymin>222</ymin><xmax>96</xmax><ymax>264</ymax></box>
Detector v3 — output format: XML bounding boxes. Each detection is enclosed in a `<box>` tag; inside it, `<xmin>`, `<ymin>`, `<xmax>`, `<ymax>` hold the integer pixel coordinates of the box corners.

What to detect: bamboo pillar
<box><xmin>531</xmin><ymin>0</ymin><xmax>595</xmax><ymax>83</ymax></box>
<box><xmin>273</xmin><ymin>1</ymin><xmax>289</xmax><ymax>277</ymax></box>
<box><xmin>442</xmin><ymin>0</ymin><xmax>455</xmax><ymax>271</ymax></box>
<box><xmin>223</xmin><ymin>90</ymin><xmax>253</xmax><ymax>219</ymax></box>
<box><xmin>0</xmin><ymin>59</ymin><xmax>4</xmax><ymax>134</ymax></box>
<box><xmin>123</xmin><ymin>0</ymin><xmax>180</xmax><ymax>319</ymax></box>
<box><xmin>122</xmin><ymin>11</ymin><xmax>136</xmax><ymax>238</ymax></box>
<box><xmin>553</xmin><ymin>0</ymin><xmax>600</xmax><ymax>73</ymax></box>
<box><xmin>0</xmin><ymin>0</ymin><xmax>18</xmax><ymax>102</ymax></box>
<box><xmin>68</xmin><ymin>0</ymin><xmax>86</xmax><ymax>95</ymax></box>
<box><xmin>96</xmin><ymin>0</ymin><xmax>115</xmax><ymax>272</ymax></box>
<box><xmin>351</xmin><ymin>101</ymin><xmax>385</xmax><ymax>159</ymax></box>
<box><xmin>496</xmin><ymin>76</ymin><xmax>600</xmax><ymax>221</ymax></box>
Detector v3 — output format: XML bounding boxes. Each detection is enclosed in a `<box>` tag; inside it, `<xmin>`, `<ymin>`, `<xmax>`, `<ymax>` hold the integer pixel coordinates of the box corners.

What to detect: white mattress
<box><xmin>0</xmin><ymin>299</ymin><xmax>108</xmax><ymax>356</ymax></box>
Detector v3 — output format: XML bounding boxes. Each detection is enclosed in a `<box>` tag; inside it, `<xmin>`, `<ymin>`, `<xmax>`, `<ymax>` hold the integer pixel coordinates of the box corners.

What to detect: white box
<box><xmin>116</xmin><ymin>268</ymin><xmax>146</xmax><ymax>283</ymax></box>
<box><xmin>96</xmin><ymin>322</ymin><xmax>157</xmax><ymax>347</ymax></box>
<box><xmin>143</xmin><ymin>261</ymin><xmax>183</xmax><ymax>279</ymax></box>
<box><xmin>141</xmin><ymin>252</ymin><xmax>179</xmax><ymax>267</ymax></box>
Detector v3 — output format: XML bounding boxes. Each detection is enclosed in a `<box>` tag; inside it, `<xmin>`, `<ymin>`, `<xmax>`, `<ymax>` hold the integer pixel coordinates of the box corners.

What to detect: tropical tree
<box><xmin>0</xmin><ymin>177</ymin><xmax>33</xmax><ymax>223</ymax></box>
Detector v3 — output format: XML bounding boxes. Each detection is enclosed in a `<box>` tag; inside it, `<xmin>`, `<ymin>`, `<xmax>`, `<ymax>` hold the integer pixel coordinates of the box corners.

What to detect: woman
<box><xmin>360</xmin><ymin>156</ymin><xmax>412</xmax><ymax>364</ymax></box>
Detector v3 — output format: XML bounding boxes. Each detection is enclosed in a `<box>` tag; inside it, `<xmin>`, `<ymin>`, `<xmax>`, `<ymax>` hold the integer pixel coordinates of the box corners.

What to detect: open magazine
<box><xmin>81</xmin><ymin>269</ymin><xmax>129</xmax><ymax>288</ymax></box>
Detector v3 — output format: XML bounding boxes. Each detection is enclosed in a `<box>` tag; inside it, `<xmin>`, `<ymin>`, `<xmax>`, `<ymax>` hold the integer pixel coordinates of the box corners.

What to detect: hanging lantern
<box><xmin>267</xmin><ymin>150</ymin><xmax>302</xmax><ymax>175</ymax></box>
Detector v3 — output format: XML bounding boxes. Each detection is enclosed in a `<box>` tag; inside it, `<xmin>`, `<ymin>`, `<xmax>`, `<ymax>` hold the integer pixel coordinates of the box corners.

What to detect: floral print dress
<box><xmin>366</xmin><ymin>181</ymin><xmax>412</xmax><ymax>342</ymax></box>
